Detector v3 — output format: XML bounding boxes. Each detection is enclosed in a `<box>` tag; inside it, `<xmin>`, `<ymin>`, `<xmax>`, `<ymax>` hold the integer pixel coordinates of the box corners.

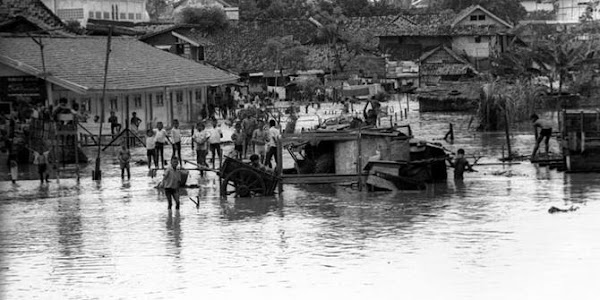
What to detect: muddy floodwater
<box><xmin>2</xmin><ymin>99</ymin><xmax>600</xmax><ymax>300</ymax></box>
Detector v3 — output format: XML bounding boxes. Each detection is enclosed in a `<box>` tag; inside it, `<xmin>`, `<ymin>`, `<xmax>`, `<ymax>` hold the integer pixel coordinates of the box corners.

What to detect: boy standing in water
<box><xmin>33</xmin><ymin>147</ymin><xmax>51</xmax><ymax>184</ymax></box>
<box><xmin>161</xmin><ymin>157</ymin><xmax>181</xmax><ymax>210</ymax></box>
<box><xmin>451</xmin><ymin>149</ymin><xmax>473</xmax><ymax>180</ymax></box>
<box><xmin>231</xmin><ymin>123</ymin><xmax>244</xmax><ymax>160</ymax></box>
<box><xmin>146</xmin><ymin>129</ymin><xmax>158</xmax><ymax>169</ymax></box>
<box><xmin>154</xmin><ymin>122</ymin><xmax>169</xmax><ymax>168</ymax></box>
<box><xmin>118</xmin><ymin>144</ymin><xmax>131</xmax><ymax>180</ymax></box>
<box><xmin>170</xmin><ymin>119</ymin><xmax>182</xmax><ymax>165</ymax></box>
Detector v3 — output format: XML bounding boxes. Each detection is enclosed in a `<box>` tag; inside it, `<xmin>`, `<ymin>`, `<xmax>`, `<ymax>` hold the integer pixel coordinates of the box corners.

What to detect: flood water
<box><xmin>2</xmin><ymin>98</ymin><xmax>600</xmax><ymax>300</ymax></box>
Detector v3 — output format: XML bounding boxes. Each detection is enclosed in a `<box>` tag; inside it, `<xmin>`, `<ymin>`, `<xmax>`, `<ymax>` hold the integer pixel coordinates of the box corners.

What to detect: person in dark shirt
<box><xmin>451</xmin><ymin>148</ymin><xmax>474</xmax><ymax>180</ymax></box>
<box><xmin>130</xmin><ymin>112</ymin><xmax>142</xmax><ymax>131</ymax></box>
<box><xmin>108</xmin><ymin>111</ymin><xmax>121</xmax><ymax>134</ymax></box>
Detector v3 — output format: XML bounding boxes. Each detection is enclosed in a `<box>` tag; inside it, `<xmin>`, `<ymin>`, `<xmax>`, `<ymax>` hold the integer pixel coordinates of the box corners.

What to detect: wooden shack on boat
<box><xmin>280</xmin><ymin>126</ymin><xmax>448</xmax><ymax>189</ymax></box>
<box><xmin>561</xmin><ymin>109</ymin><xmax>600</xmax><ymax>172</ymax></box>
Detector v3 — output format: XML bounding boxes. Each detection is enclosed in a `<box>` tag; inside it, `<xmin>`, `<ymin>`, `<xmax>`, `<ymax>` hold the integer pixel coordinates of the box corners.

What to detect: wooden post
<box><xmin>356</xmin><ymin>126</ymin><xmax>363</xmax><ymax>191</ymax></box>
<box><xmin>504</xmin><ymin>108</ymin><xmax>512</xmax><ymax>160</ymax></box>
<box><xmin>581</xmin><ymin>110</ymin><xmax>585</xmax><ymax>152</ymax></box>
<box><xmin>125</xmin><ymin>95</ymin><xmax>130</xmax><ymax>148</ymax></box>
<box><xmin>75</xmin><ymin>114</ymin><xmax>80</xmax><ymax>182</ymax></box>
<box><xmin>277</xmin><ymin>139</ymin><xmax>283</xmax><ymax>195</ymax></box>
<box><xmin>93</xmin><ymin>26</ymin><xmax>113</xmax><ymax>181</ymax></box>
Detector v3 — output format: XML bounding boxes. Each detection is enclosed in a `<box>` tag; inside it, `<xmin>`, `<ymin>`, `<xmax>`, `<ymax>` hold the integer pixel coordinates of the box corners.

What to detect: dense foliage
<box><xmin>175</xmin><ymin>6</ymin><xmax>229</xmax><ymax>32</ymax></box>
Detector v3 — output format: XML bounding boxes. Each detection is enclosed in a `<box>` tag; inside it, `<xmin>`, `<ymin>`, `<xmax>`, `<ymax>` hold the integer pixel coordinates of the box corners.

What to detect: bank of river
<box><xmin>1</xmin><ymin>99</ymin><xmax>599</xmax><ymax>300</ymax></box>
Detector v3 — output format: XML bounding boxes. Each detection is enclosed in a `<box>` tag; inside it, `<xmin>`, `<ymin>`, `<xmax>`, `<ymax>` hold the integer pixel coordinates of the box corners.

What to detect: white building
<box><xmin>556</xmin><ymin>0</ymin><xmax>600</xmax><ymax>22</ymax></box>
<box><xmin>41</xmin><ymin>0</ymin><xmax>150</xmax><ymax>26</ymax></box>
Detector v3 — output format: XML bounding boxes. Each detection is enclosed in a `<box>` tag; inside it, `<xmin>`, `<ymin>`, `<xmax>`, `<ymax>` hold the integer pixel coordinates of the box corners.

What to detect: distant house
<box><xmin>378</xmin><ymin>5</ymin><xmax>514</xmax><ymax>71</ymax></box>
<box><xmin>139</xmin><ymin>24</ymin><xmax>213</xmax><ymax>62</ymax></box>
<box><xmin>173</xmin><ymin>0</ymin><xmax>239</xmax><ymax>21</ymax></box>
<box><xmin>0</xmin><ymin>36</ymin><xmax>238</xmax><ymax>128</ymax></box>
<box><xmin>418</xmin><ymin>45</ymin><xmax>478</xmax><ymax>85</ymax></box>
<box><xmin>40</xmin><ymin>0</ymin><xmax>150</xmax><ymax>26</ymax></box>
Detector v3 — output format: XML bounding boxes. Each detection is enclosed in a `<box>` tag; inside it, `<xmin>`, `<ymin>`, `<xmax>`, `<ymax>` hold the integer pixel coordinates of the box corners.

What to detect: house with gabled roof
<box><xmin>378</xmin><ymin>5</ymin><xmax>513</xmax><ymax>71</ymax></box>
<box><xmin>418</xmin><ymin>45</ymin><xmax>478</xmax><ymax>85</ymax></box>
<box><xmin>0</xmin><ymin>35</ymin><xmax>238</xmax><ymax>128</ymax></box>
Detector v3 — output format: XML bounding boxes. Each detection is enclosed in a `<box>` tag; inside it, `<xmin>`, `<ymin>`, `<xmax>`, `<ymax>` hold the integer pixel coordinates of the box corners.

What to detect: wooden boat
<box><xmin>280</xmin><ymin>125</ymin><xmax>449</xmax><ymax>189</ymax></box>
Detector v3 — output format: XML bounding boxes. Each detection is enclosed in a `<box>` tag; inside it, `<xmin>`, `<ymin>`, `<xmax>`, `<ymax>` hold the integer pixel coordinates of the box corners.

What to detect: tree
<box><xmin>175</xmin><ymin>6</ymin><xmax>229</xmax><ymax>33</ymax></box>
<box><xmin>263</xmin><ymin>36</ymin><xmax>308</xmax><ymax>86</ymax></box>
<box><xmin>313</xmin><ymin>8</ymin><xmax>377</xmax><ymax>74</ymax></box>
<box><xmin>147</xmin><ymin>0</ymin><xmax>172</xmax><ymax>21</ymax></box>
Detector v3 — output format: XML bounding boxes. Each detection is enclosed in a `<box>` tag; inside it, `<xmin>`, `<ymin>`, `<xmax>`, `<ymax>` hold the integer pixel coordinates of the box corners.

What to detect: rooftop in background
<box><xmin>0</xmin><ymin>35</ymin><xmax>239</xmax><ymax>94</ymax></box>
<box><xmin>0</xmin><ymin>0</ymin><xmax>67</xmax><ymax>35</ymax></box>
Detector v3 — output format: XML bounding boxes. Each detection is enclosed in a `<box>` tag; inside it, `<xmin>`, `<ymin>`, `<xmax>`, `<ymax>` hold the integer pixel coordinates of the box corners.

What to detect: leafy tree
<box><xmin>313</xmin><ymin>8</ymin><xmax>377</xmax><ymax>74</ymax></box>
<box><xmin>263</xmin><ymin>36</ymin><xmax>308</xmax><ymax>85</ymax></box>
<box><xmin>175</xmin><ymin>6</ymin><xmax>229</xmax><ymax>33</ymax></box>
<box><xmin>147</xmin><ymin>0</ymin><xmax>172</xmax><ymax>21</ymax></box>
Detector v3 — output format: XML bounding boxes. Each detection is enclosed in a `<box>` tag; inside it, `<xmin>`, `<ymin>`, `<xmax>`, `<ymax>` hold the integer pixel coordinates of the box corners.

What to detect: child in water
<box><xmin>118</xmin><ymin>145</ymin><xmax>131</xmax><ymax>180</ymax></box>
<box><xmin>451</xmin><ymin>148</ymin><xmax>474</xmax><ymax>180</ymax></box>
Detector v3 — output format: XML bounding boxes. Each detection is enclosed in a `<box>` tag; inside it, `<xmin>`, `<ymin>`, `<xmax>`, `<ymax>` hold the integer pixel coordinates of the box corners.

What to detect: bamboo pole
<box><xmin>504</xmin><ymin>107</ymin><xmax>512</xmax><ymax>159</ymax></box>
<box><xmin>356</xmin><ymin>126</ymin><xmax>363</xmax><ymax>191</ymax></box>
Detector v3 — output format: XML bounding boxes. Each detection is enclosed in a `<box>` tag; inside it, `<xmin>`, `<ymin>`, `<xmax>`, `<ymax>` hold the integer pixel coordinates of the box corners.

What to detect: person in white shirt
<box><xmin>208</xmin><ymin>119</ymin><xmax>223</xmax><ymax>168</ymax></box>
<box><xmin>153</xmin><ymin>122</ymin><xmax>170</xmax><ymax>168</ymax></box>
<box><xmin>146</xmin><ymin>129</ymin><xmax>158</xmax><ymax>169</ymax></box>
<box><xmin>170</xmin><ymin>119</ymin><xmax>182</xmax><ymax>165</ymax></box>
<box><xmin>192</xmin><ymin>122</ymin><xmax>210</xmax><ymax>176</ymax></box>
<box><xmin>264</xmin><ymin>119</ymin><xmax>281</xmax><ymax>169</ymax></box>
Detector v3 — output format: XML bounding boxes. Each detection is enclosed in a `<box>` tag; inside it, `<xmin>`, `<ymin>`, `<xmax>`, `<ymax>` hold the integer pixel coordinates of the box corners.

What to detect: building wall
<box><xmin>521</xmin><ymin>1</ymin><xmax>554</xmax><ymax>13</ymax></box>
<box><xmin>41</xmin><ymin>0</ymin><xmax>150</xmax><ymax>26</ymax></box>
<box><xmin>556</xmin><ymin>0</ymin><xmax>598</xmax><ymax>22</ymax></box>
<box><xmin>452</xmin><ymin>36</ymin><xmax>490</xmax><ymax>59</ymax></box>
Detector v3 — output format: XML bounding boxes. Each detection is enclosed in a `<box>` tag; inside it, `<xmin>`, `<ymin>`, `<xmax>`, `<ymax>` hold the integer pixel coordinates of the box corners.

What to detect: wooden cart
<box><xmin>219</xmin><ymin>156</ymin><xmax>280</xmax><ymax>198</ymax></box>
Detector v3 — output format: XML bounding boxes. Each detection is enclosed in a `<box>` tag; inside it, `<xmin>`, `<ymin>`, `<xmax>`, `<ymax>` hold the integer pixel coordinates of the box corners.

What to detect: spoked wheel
<box><xmin>220</xmin><ymin>169</ymin><xmax>267</xmax><ymax>198</ymax></box>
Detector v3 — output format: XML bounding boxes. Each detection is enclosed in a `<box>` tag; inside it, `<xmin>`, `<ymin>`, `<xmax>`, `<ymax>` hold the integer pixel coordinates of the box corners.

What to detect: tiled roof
<box><xmin>0</xmin><ymin>36</ymin><xmax>239</xmax><ymax>93</ymax></box>
<box><xmin>420</xmin><ymin>63</ymin><xmax>476</xmax><ymax>76</ymax></box>
<box><xmin>419</xmin><ymin>45</ymin><xmax>470</xmax><ymax>64</ymax></box>
<box><xmin>0</xmin><ymin>0</ymin><xmax>66</xmax><ymax>35</ymax></box>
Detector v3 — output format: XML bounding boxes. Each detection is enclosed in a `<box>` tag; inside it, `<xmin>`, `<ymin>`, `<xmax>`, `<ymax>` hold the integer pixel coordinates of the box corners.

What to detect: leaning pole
<box><xmin>93</xmin><ymin>26</ymin><xmax>113</xmax><ymax>181</ymax></box>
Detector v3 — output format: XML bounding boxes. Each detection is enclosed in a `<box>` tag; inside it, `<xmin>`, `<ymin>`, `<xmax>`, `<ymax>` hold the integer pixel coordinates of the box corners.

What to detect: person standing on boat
<box><xmin>530</xmin><ymin>114</ymin><xmax>552</xmax><ymax>158</ymax></box>
<box><xmin>451</xmin><ymin>149</ymin><xmax>474</xmax><ymax>180</ymax></box>
<box><xmin>264</xmin><ymin>120</ymin><xmax>280</xmax><ymax>169</ymax></box>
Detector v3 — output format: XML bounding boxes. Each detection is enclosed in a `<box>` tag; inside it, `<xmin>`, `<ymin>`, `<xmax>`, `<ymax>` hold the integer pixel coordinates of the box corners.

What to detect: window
<box><xmin>475</xmin><ymin>36</ymin><xmax>482</xmax><ymax>43</ymax></box>
<box><xmin>470</xmin><ymin>15</ymin><xmax>477</xmax><ymax>21</ymax></box>
<box><xmin>103</xmin><ymin>12</ymin><xmax>110</xmax><ymax>19</ymax></box>
<box><xmin>478</xmin><ymin>15</ymin><xmax>485</xmax><ymax>21</ymax></box>
<box><xmin>134</xmin><ymin>94</ymin><xmax>142</xmax><ymax>108</ymax></box>
<box><xmin>89</xmin><ymin>11</ymin><xmax>94</xmax><ymax>18</ymax></box>
<box><xmin>110</xmin><ymin>97</ymin><xmax>118</xmax><ymax>111</ymax></box>
<box><xmin>135</xmin><ymin>13</ymin><xmax>142</xmax><ymax>20</ymax></box>
<box><xmin>176</xmin><ymin>91</ymin><xmax>183</xmax><ymax>104</ymax></box>
<box><xmin>57</xmin><ymin>8</ymin><xmax>84</xmax><ymax>20</ymax></box>
<box><xmin>128</xmin><ymin>13</ymin><xmax>134</xmax><ymax>20</ymax></box>
<box><xmin>156</xmin><ymin>93</ymin><xmax>164</xmax><ymax>106</ymax></box>
<box><xmin>120</xmin><ymin>13</ymin><xmax>126</xmax><ymax>20</ymax></box>
<box><xmin>195</xmin><ymin>90</ymin><xmax>202</xmax><ymax>102</ymax></box>
<box><xmin>95</xmin><ymin>11</ymin><xmax>102</xmax><ymax>19</ymax></box>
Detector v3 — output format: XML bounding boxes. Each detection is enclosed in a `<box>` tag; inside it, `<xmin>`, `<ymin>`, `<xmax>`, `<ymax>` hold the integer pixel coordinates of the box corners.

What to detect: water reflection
<box><xmin>220</xmin><ymin>197</ymin><xmax>279</xmax><ymax>220</ymax></box>
<box><xmin>165</xmin><ymin>210</ymin><xmax>182</xmax><ymax>250</ymax></box>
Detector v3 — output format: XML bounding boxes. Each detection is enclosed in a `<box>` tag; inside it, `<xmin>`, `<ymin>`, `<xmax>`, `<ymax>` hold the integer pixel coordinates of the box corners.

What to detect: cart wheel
<box><xmin>221</xmin><ymin>169</ymin><xmax>267</xmax><ymax>198</ymax></box>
